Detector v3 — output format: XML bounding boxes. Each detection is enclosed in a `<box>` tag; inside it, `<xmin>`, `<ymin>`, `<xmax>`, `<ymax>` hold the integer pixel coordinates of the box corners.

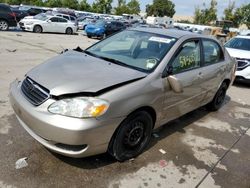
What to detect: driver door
<box><xmin>161</xmin><ymin>39</ymin><xmax>206</xmax><ymax>124</ymax></box>
<box><xmin>44</xmin><ymin>17</ymin><xmax>58</xmax><ymax>32</ymax></box>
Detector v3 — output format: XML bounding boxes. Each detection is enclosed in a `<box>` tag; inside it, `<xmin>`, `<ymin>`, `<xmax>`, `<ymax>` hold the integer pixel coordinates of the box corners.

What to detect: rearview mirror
<box><xmin>167</xmin><ymin>75</ymin><xmax>183</xmax><ymax>93</ymax></box>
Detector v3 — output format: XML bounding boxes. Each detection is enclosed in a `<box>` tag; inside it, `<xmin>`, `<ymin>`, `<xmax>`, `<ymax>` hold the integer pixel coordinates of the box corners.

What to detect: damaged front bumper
<box><xmin>9</xmin><ymin>79</ymin><xmax>124</xmax><ymax>158</ymax></box>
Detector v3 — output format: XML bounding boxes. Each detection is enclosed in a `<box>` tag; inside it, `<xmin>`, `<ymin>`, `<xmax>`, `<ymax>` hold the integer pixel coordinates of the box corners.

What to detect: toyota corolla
<box><xmin>10</xmin><ymin>28</ymin><xmax>236</xmax><ymax>161</ymax></box>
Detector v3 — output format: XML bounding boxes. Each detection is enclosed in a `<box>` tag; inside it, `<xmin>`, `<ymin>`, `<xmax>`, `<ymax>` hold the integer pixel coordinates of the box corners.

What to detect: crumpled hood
<box><xmin>27</xmin><ymin>50</ymin><xmax>147</xmax><ymax>96</ymax></box>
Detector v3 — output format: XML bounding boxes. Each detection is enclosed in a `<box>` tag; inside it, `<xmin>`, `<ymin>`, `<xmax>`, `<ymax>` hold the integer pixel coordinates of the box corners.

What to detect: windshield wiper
<box><xmin>99</xmin><ymin>56</ymin><xmax>131</xmax><ymax>68</ymax></box>
<box><xmin>84</xmin><ymin>50</ymin><xmax>147</xmax><ymax>72</ymax></box>
<box><xmin>84</xmin><ymin>50</ymin><xmax>131</xmax><ymax>68</ymax></box>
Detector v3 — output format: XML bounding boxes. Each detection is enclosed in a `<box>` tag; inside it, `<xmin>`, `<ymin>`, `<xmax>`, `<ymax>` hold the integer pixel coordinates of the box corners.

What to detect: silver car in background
<box><xmin>10</xmin><ymin>28</ymin><xmax>236</xmax><ymax>161</ymax></box>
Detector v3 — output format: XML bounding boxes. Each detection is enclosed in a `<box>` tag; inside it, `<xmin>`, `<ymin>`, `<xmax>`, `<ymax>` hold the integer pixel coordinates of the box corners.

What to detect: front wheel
<box><xmin>0</xmin><ymin>20</ymin><xmax>9</xmax><ymax>31</ymax></box>
<box><xmin>109</xmin><ymin>111</ymin><xmax>153</xmax><ymax>161</ymax></box>
<box><xmin>207</xmin><ymin>82</ymin><xmax>228</xmax><ymax>111</ymax></box>
<box><xmin>33</xmin><ymin>25</ymin><xmax>42</xmax><ymax>33</ymax></box>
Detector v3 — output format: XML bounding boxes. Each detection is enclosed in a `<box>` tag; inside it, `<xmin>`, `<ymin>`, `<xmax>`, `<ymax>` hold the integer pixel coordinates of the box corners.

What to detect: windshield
<box><xmin>34</xmin><ymin>13</ymin><xmax>48</xmax><ymax>21</ymax></box>
<box><xmin>225</xmin><ymin>37</ymin><xmax>250</xmax><ymax>51</ymax></box>
<box><xmin>85</xmin><ymin>30</ymin><xmax>177</xmax><ymax>72</ymax></box>
<box><xmin>95</xmin><ymin>20</ymin><xmax>106</xmax><ymax>27</ymax></box>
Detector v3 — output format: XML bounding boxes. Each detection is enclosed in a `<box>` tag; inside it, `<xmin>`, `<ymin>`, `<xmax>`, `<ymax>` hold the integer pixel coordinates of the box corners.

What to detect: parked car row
<box><xmin>19</xmin><ymin>14</ymin><xmax>77</xmax><ymax>34</ymax></box>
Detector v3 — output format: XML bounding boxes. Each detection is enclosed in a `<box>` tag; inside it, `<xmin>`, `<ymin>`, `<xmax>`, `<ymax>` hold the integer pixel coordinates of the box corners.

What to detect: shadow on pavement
<box><xmin>54</xmin><ymin>96</ymin><xmax>232</xmax><ymax>169</ymax></box>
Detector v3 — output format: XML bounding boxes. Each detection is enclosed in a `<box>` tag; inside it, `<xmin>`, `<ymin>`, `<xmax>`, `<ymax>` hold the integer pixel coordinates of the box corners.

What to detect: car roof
<box><xmin>130</xmin><ymin>27</ymin><xmax>203</xmax><ymax>39</ymax></box>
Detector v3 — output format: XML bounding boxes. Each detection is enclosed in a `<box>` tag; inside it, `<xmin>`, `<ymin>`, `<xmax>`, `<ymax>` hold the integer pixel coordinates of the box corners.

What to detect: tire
<box><xmin>207</xmin><ymin>82</ymin><xmax>228</xmax><ymax>111</ymax></box>
<box><xmin>102</xmin><ymin>33</ymin><xmax>106</xmax><ymax>39</ymax></box>
<box><xmin>109</xmin><ymin>111</ymin><xmax>153</xmax><ymax>162</ymax></box>
<box><xmin>33</xmin><ymin>25</ymin><xmax>42</xmax><ymax>33</ymax></box>
<box><xmin>87</xmin><ymin>34</ymin><xmax>92</xmax><ymax>38</ymax></box>
<box><xmin>0</xmin><ymin>20</ymin><xmax>9</xmax><ymax>31</ymax></box>
<box><xmin>66</xmin><ymin>27</ymin><xmax>73</xmax><ymax>35</ymax></box>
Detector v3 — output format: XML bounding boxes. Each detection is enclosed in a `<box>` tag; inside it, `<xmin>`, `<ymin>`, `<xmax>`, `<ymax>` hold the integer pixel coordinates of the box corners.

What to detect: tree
<box><xmin>146</xmin><ymin>0</ymin><xmax>175</xmax><ymax>17</ymax></box>
<box><xmin>127</xmin><ymin>0</ymin><xmax>140</xmax><ymax>15</ymax></box>
<box><xmin>79</xmin><ymin>0</ymin><xmax>91</xmax><ymax>11</ymax></box>
<box><xmin>115</xmin><ymin>0</ymin><xmax>140</xmax><ymax>15</ymax></box>
<box><xmin>61</xmin><ymin>0</ymin><xmax>79</xmax><ymax>10</ymax></box>
<box><xmin>115</xmin><ymin>4</ymin><xmax>130</xmax><ymax>15</ymax></box>
<box><xmin>45</xmin><ymin>0</ymin><xmax>63</xmax><ymax>8</ymax></box>
<box><xmin>234</xmin><ymin>3</ymin><xmax>250</xmax><ymax>28</ymax></box>
<box><xmin>92</xmin><ymin>0</ymin><xmax>113</xmax><ymax>14</ymax></box>
<box><xmin>224</xmin><ymin>1</ymin><xmax>235</xmax><ymax>21</ymax></box>
<box><xmin>193</xmin><ymin>0</ymin><xmax>217</xmax><ymax>25</ymax></box>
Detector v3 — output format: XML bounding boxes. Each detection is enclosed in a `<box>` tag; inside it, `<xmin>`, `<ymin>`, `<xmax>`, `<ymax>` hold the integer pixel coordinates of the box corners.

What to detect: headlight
<box><xmin>48</xmin><ymin>97</ymin><xmax>109</xmax><ymax>118</ymax></box>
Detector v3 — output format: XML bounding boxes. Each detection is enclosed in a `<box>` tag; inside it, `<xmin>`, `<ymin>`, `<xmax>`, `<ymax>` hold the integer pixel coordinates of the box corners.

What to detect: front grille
<box><xmin>21</xmin><ymin>77</ymin><xmax>50</xmax><ymax>106</ymax></box>
<box><xmin>236</xmin><ymin>58</ymin><xmax>250</xmax><ymax>71</ymax></box>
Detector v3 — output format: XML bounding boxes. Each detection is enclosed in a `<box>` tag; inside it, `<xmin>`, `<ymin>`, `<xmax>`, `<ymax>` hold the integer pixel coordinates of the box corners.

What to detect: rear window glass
<box><xmin>203</xmin><ymin>40</ymin><xmax>223</xmax><ymax>65</ymax></box>
<box><xmin>225</xmin><ymin>37</ymin><xmax>250</xmax><ymax>51</ymax></box>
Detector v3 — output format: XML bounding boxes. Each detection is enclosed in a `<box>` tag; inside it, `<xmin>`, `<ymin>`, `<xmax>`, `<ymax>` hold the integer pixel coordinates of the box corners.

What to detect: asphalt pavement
<box><xmin>0</xmin><ymin>31</ymin><xmax>249</xmax><ymax>188</ymax></box>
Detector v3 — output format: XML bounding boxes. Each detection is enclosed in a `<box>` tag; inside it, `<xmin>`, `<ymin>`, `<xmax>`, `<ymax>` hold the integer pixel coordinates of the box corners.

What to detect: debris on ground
<box><xmin>6</xmin><ymin>49</ymin><xmax>17</xmax><ymax>53</ymax></box>
<box><xmin>159</xmin><ymin>149</ymin><xmax>166</xmax><ymax>154</ymax></box>
<box><xmin>15</xmin><ymin>157</ymin><xmax>28</xmax><ymax>169</ymax></box>
<box><xmin>16</xmin><ymin>34</ymin><xmax>22</xmax><ymax>37</ymax></box>
<box><xmin>159</xmin><ymin>159</ymin><xmax>168</xmax><ymax>167</ymax></box>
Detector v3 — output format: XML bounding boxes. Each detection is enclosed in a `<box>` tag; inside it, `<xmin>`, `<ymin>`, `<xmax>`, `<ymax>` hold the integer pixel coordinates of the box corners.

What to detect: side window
<box><xmin>171</xmin><ymin>40</ymin><xmax>201</xmax><ymax>74</ymax></box>
<box><xmin>58</xmin><ymin>18</ymin><xmax>67</xmax><ymax>23</ymax></box>
<box><xmin>203</xmin><ymin>40</ymin><xmax>223</xmax><ymax>65</ymax></box>
<box><xmin>70</xmin><ymin>16</ymin><xmax>76</xmax><ymax>21</ymax></box>
<box><xmin>50</xmin><ymin>17</ymin><xmax>59</xmax><ymax>22</ymax></box>
<box><xmin>63</xmin><ymin>15</ymin><xmax>69</xmax><ymax>20</ymax></box>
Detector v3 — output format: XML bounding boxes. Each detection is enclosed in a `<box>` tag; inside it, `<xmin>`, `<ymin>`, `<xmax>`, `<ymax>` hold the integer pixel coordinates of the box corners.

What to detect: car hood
<box><xmin>27</xmin><ymin>50</ymin><xmax>147</xmax><ymax>96</ymax></box>
<box><xmin>226</xmin><ymin>48</ymin><xmax>250</xmax><ymax>59</ymax></box>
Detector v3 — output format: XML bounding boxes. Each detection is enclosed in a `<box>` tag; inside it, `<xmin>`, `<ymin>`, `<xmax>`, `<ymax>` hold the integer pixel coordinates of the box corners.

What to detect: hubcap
<box><xmin>124</xmin><ymin>121</ymin><xmax>144</xmax><ymax>148</ymax></box>
<box><xmin>0</xmin><ymin>21</ymin><xmax>8</xmax><ymax>30</ymax></box>
<box><xmin>35</xmin><ymin>27</ymin><xmax>41</xmax><ymax>33</ymax></box>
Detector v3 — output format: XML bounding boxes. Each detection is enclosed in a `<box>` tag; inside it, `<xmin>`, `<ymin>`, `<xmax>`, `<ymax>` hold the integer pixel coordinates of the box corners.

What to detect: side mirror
<box><xmin>167</xmin><ymin>75</ymin><xmax>183</xmax><ymax>93</ymax></box>
<box><xmin>47</xmin><ymin>20</ymin><xmax>52</xmax><ymax>23</ymax></box>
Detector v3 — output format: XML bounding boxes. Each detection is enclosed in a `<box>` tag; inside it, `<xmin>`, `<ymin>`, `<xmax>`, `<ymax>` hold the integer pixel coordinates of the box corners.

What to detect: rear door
<box><xmin>199</xmin><ymin>38</ymin><xmax>227</xmax><ymax>101</ymax></box>
<box><xmin>57</xmin><ymin>17</ymin><xmax>68</xmax><ymax>33</ymax></box>
<box><xmin>161</xmin><ymin>39</ymin><xmax>207</xmax><ymax>123</ymax></box>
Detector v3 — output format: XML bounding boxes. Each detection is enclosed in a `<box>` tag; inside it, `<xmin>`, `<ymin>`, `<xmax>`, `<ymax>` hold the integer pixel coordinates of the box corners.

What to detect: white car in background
<box><xmin>19</xmin><ymin>15</ymin><xmax>77</xmax><ymax>34</ymax></box>
<box><xmin>225</xmin><ymin>36</ymin><xmax>250</xmax><ymax>83</ymax></box>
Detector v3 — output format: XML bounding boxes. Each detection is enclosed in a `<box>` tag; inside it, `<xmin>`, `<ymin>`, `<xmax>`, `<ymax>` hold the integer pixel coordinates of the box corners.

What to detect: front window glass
<box><xmin>225</xmin><ymin>37</ymin><xmax>250</xmax><ymax>51</ymax></box>
<box><xmin>34</xmin><ymin>13</ymin><xmax>48</xmax><ymax>21</ymax></box>
<box><xmin>86</xmin><ymin>30</ymin><xmax>177</xmax><ymax>72</ymax></box>
<box><xmin>172</xmin><ymin>40</ymin><xmax>200</xmax><ymax>74</ymax></box>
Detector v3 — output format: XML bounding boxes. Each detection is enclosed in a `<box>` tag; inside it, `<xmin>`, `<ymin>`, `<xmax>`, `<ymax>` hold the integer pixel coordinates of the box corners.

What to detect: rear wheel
<box><xmin>207</xmin><ymin>82</ymin><xmax>228</xmax><ymax>111</ymax></box>
<box><xmin>87</xmin><ymin>34</ymin><xmax>92</xmax><ymax>38</ymax></box>
<box><xmin>33</xmin><ymin>25</ymin><xmax>42</xmax><ymax>33</ymax></box>
<box><xmin>66</xmin><ymin>27</ymin><xmax>73</xmax><ymax>35</ymax></box>
<box><xmin>109</xmin><ymin>111</ymin><xmax>153</xmax><ymax>161</ymax></box>
<box><xmin>0</xmin><ymin>20</ymin><xmax>9</xmax><ymax>31</ymax></box>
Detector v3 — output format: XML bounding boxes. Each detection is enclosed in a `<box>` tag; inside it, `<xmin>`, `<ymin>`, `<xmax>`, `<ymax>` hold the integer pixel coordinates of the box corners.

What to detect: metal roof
<box><xmin>131</xmin><ymin>27</ymin><xmax>200</xmax><ymax>39</ymax></box>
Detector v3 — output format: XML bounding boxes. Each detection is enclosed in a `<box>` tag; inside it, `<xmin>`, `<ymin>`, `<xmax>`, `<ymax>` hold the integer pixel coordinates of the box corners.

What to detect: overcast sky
<box><xmin>88</xmin><ymin>0</ymin><xmax>249</xmax><ymax>18</ymax></box>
